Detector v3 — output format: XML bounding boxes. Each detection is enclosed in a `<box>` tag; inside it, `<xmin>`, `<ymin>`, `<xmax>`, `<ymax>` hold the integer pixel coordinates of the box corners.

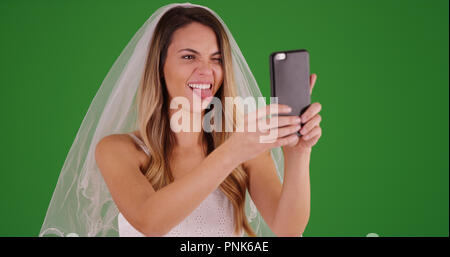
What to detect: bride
<box><xmin>39</xmin><ymin>3</ymin><xmax>322</xmax><ymax>237</ymax></box>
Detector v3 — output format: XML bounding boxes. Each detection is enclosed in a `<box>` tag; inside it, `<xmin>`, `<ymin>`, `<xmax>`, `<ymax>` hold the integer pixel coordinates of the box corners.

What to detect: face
<box><xmin>163</xmin><ymin>22</ymin><xmax>224</xmax><ymax>113</ymax></box>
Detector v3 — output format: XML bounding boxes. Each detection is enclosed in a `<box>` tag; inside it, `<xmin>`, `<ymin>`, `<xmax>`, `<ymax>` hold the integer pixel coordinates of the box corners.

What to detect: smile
<box><xmin>186</xmin><ymin>83</ymin><xmax>213</xmax><ymax>99</ymax></box>
<box><xmin>187</xmin><ymin>83</ymin><xmax>212</xmax><ymax>90</ymax></box>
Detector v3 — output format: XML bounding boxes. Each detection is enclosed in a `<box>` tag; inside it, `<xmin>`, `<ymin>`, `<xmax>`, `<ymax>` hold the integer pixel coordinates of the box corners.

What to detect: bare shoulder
<box><xmin>95</xmin><ymin>134</ymin><xmax>135</xmax><ymax>168</ymax></box>
<box><xmin>95</xmin><ymin>132</ymin><xmax>149</xmax><ymax>173</ymax></box>
<box><xmin>94</xmin><ymin>132</ymin><xmax>156</xmax><ymax>235</ymax></box>
<box><xmin>96</xmin><ymin>133</ymin><xmax>134</xmax><ymax>156</ymax></box>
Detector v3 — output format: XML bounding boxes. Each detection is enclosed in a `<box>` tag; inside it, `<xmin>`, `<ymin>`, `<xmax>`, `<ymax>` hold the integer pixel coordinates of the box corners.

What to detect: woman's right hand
<box><xmin>227</xmin><ymin>103</ymin><xmax>303</xmax><ymax>164</ymax></box>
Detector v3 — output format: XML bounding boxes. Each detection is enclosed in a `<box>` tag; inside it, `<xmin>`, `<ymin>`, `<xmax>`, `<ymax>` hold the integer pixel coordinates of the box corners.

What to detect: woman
<box><xmin>39</xmin><ymin>3</ymin><xmax>322</xmax><ymax>237</ymax></box>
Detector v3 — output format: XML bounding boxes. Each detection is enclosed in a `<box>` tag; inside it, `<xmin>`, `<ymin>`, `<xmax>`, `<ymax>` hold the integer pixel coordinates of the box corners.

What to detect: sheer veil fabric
<box><xmin>39</xmin><ymin>2</ymin><xmax>285</xmax><ymax>237</ymax></box>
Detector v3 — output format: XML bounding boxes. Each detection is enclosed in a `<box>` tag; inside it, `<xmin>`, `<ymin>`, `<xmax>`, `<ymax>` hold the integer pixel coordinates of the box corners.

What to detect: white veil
<box><xmin>39</xmin><ymin>2</ymin><xmax>285</xmax><ymax>237</ymax></box>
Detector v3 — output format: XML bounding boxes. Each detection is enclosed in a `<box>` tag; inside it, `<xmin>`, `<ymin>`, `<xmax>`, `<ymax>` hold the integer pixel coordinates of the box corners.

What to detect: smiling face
<box><xmin>163</xmin><ymin>22</ymin><xmax>223</xmax><ymax>113</ymax></box>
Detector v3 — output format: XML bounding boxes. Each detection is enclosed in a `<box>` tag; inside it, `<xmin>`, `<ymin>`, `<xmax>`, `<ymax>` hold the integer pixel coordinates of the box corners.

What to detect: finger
<box><xmin>310</xmin><ymin>73</ymin><xmax>317</xmax><ymax>94</ymax></box>
<box><xmin>248</xmin><ymin>104</ymin><xmax>292</xmax><ymax>123</ymax></box>
<box><xmin>301</xmin><ymin>102</ymin><xmax>322</xmax><ymax>123</ymax></box>
<box><xmin>299</xmin><ymin>114</ymin><xmax>321</xmax><ymax>136</ymax></box>
<box><xmin>302</xmin><ymin>126</ymin><xmax>322</xmax><ymax>141</ymax></box>
<box><xmin>258</xmin><ymin>123</ymin><xmax>300</xmax><ymax>143</ymax></box>
<box><xmin>309</xmin><ymin>134</ymin><xmax>320</xmax><ymax>146</ymax></box>
<box><xmin>259</xmin><ymin>115</ymin><xmax>301</xmax><ymax>131</ymax></box>
<box><xmin>285</xmin><ymin>134</ymin><xmax>300</xmax><ymax>147</ymax></box>
<box><xmin>273</xmin><ymin>133</ymin><xmax>299</xmax><ymax>147</ymax></box>
<box><xmin>270</xmin><ymin>124</ymin><xmax>301</xmax><ymax>138</ymax></box>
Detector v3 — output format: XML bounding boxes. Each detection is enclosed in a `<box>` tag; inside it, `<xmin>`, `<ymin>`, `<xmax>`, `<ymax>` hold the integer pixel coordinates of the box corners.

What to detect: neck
<box><xmin>168</xmin><ymin>107</ymin><xmax>205</xmax><ymax>149</ymax></box>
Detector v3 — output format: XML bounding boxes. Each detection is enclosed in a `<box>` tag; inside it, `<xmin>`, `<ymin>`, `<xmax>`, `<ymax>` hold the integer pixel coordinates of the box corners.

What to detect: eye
<box><xmin>212</xmin><ymin>58</ymin><xmax>222</xmax><ymax>63</ymax></box>
<box><xmin>182</xmin><ymin>55</ymin><xmax>195</xmax><ymax>60</ymax></box>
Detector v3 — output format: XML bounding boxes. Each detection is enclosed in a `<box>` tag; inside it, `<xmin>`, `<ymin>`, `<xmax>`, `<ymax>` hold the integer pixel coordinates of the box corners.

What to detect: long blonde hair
<box><xmin>135</xmin><ymin>6</ymin><xmax>255</xmax><ymax>236</ymax></box>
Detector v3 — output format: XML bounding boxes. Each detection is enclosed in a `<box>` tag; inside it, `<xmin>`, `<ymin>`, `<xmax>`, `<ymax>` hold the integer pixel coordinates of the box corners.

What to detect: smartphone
<box><xmin>269</xmin><ymin>49</ymin><xmax>311</xmax><ymax>137</ymax></box>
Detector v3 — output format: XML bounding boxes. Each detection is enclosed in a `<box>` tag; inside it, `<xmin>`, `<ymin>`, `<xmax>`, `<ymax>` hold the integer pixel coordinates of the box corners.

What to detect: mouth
<box><xmin>186</xmin><ymin>83</ymin><xmax>213</xmax><ymax>99</ymax></box>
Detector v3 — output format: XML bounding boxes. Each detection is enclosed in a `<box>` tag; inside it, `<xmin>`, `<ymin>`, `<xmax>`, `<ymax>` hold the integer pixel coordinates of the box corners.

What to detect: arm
<box><xmin>243</xmin><ymin>149</ymin><xmax>311</xmax><ymax>237</ymax></box>
<box><xmin>272</xmin><ymin>148</ymin><xmax>311</xmax><ymax>236</ymax></box>
<box><xmin>95</xmin><ymin>104</ymin><xmax>299</xmax><ymax>237</ymax></box>
<box><xmin>95</xmin><ymin>134</ymin><xmax>241</xmax><ymax>237</ymax></box>
<box><xmin>244</xmin><ymin>72</ymin><xmax>321</xmax><ymax>236</ymax></box>
<box><xmin>272</xmin><ymin>74</ymin><xmax>320</xmax><ymax>236</ymax></box>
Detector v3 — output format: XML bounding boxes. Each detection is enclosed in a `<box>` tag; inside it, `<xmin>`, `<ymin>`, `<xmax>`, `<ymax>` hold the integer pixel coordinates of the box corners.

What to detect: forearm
<box><xmin>272</xmin><ymin>147</ymin><xmax>311</xmax><ymax>236</ymax></box>
<box><xmin>140</xmin><ymin>139</ymin><xmax>241</xmax><ymax>236</ymax></box>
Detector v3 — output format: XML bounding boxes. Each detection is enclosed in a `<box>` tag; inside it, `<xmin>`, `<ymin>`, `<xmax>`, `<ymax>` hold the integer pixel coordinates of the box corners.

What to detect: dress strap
<box><xmin>127</xmin><ymin>133</ymin><xmax>151</xmax><ymax>157</ymax></box>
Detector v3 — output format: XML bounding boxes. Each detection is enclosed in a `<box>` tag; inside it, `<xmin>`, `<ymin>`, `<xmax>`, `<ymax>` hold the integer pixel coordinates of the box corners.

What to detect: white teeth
<box><xmin>188</xmin><ymin>83</ymin><xmax>212</xmax><ymax>89</ymax></box>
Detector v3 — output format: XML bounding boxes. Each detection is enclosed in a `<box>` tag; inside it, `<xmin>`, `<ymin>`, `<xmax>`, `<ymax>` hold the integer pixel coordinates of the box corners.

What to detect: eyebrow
<box><xmin>177</xmin><ymin>48</ymin><xmax>221</xmax><ymax>56</ymax></box>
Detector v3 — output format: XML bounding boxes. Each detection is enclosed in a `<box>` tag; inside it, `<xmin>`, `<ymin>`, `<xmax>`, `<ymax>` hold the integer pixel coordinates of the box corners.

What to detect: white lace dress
<box><xmin>118</xmin><ymin>133</ymin><xmax>244</xmax><ymax>237</ymax></box>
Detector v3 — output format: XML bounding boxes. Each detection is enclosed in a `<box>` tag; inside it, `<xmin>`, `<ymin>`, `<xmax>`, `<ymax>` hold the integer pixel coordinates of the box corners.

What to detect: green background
<box><xmin>0</xmin><ymin>0</ymin><xmax>448</xmax><ymax>236</ymax></box>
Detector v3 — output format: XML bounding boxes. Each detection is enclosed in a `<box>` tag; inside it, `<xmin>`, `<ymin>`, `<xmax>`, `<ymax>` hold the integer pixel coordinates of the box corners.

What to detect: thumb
<box><xmin>310</xmin><ymin>73</ymin><xmax>317</xmax><ymax>94</ymax></box>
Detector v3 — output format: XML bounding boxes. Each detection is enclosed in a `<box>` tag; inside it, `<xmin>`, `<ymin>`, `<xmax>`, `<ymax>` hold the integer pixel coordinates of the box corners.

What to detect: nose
<box><xmin>195</xmin><ymin>60</ymin><xmax>214</xmax><ymax>76</ymax></box>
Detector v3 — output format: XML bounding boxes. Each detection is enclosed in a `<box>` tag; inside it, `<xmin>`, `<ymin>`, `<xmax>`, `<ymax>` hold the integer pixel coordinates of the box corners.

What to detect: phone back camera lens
<box><xmin>275</xmin><ymin>53</ymin><xmax>286</xmax><ymax>61</ymax></box>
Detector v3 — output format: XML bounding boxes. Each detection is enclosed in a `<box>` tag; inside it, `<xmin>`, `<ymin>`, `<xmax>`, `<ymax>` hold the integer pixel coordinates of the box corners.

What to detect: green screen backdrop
<box><xmin>0</xmin><ymin>0</ymin><xmax>448</xmax><ymax>236</ymax></box>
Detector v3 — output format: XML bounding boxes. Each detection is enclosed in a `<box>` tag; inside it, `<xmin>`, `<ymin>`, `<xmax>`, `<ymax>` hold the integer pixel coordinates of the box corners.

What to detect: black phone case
<box><xmin>270</xmin><ymin>49</ymin><xmax>311</xmax><ymax>137</ymax></box>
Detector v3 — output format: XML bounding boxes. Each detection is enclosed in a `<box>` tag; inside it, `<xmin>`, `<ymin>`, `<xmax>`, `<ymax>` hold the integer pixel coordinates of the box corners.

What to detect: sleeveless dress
<box><xmin>117</xmin><ymin>133</ymin><xmax>245</xmax><ymax>237</ymax></box>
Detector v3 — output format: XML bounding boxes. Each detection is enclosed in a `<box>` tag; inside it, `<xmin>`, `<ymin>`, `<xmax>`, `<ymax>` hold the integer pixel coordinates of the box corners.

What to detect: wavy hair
<box><xmin>135</xmin><ymin>6</ymin><xmax>255</xmax><ymax>237</ymax></box>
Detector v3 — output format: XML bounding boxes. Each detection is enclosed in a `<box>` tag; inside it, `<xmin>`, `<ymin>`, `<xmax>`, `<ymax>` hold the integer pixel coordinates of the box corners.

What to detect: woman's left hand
<box><xmin>284</xmin><ymin>73</ymin><xmax>322</xmax><ymax>152</ymax></box>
